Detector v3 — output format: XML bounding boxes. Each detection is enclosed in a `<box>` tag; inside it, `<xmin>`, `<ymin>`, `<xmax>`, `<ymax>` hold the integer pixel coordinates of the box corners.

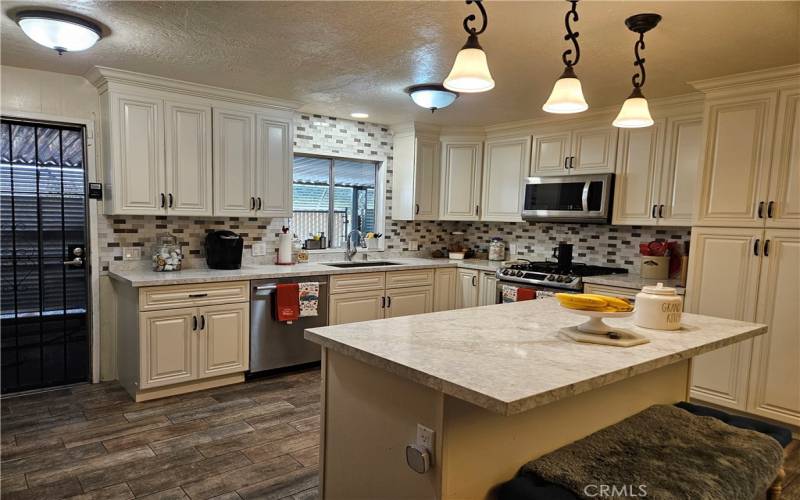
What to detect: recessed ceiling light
<box><xmin>16</xmin><ymin>10</ymin><xmax>102</xmax><ymax>54</ymax></box>
<box><xmin>350</xmin><ymin>112</ymin><xmax>369</xmax><ymax>119</ymax></box>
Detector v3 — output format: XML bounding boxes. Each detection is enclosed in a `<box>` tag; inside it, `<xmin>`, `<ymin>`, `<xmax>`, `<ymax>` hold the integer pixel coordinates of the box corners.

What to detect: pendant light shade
<box><xmin>406</xmin><ymin>84</ymin><xmax>459</xmax><ymax>112</ymax></box>
<box><xmin>444</xmin><ymin>1</ymin><xmax>494</xmax><ymax>94</ymax></box>
<box><xmin>543</xmin><ymin>0</ymin><xmax>588</xmax><ymax>114</ymax></box>
<box><xmin>613</xmin><ymin>13</ymin><xmax>661</xmax><ymax>129</ymax></box>
<box><xmin>612</xmin><ymin>88</ymin><xmax>653</xmax><ymax>128</ymax></box>
<box><xmin>16</xmin><ymin>10</ymin><xmax>102</xmax><ymax>54</ymax></box>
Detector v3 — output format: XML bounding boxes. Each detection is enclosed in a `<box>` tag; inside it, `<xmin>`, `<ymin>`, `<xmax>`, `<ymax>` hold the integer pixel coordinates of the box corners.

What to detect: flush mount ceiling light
<box><xmin>543</xmin><ymin>0</ymin><xmax>589</xmax><ymax>114</ymax></box>
<box><xmin>15</xmin><ymin>10</ymin><xmax>102</xmax><ymax>54</ymax></box>
<box><xmin>443</xmin><ymin>0</ymin><xmax>495</xmax><ymax>93</ymax></box>
<box><xmin>613</xmin><ymin>13</ymin><xmax>662</xmax><ymax>128</ymax></box>
<box><xmin>405</xmin><ymin>84</ymin><xmax>459</xmax><ymax>113</ymax></box>
<box><xmin>350</xmin><ymin>112</ymin><xmax>369</xmax><ymax>119</ymax></box>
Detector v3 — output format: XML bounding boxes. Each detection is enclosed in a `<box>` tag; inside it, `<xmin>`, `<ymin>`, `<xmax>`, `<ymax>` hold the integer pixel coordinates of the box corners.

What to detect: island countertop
<box><xmin>304</xmin><ymin>298</ymin><xmax>766</xmax><ymax>416</ymax></box>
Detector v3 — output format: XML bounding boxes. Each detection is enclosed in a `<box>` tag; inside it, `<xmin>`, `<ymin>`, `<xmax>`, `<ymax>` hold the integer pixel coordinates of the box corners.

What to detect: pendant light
<box><xmin>613</xmin><ymin>13</ymin><xmax>662</xmax><ymax>128</ymax></box>
<box><xmin>543</xmin><ymin>0</ymin><xmax>588</xmax><ymax>114</ymax></box>
<box><xmin>405</xmin><ymin>84</ymin><xmax>459</xmax><ymax>112</ymax></box>
<box><xmin>15</xmin><ymin>10</ymin><xmax>102</xmax><ymax>54</ymax></box>
<box><xmin>443</xmin><ymin>0</ymin><xmax>495</xmax><ymax>93</ymax></box>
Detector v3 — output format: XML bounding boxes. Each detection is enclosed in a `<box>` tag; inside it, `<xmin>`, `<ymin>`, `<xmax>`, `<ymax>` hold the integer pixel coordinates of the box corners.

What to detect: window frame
<box><xmin>292</xmin><ymin>152</ymin><xmax>385</xmax><ymax>253</ymax></box>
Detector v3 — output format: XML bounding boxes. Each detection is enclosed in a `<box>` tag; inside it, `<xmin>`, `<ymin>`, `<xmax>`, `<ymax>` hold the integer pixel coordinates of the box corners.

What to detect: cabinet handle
<box><xmin>192</xmin><ymin>315</ymin><xmax>197</xmax><ymax>331</ymax></box>
<box><xmin>658</xmin><ymin>204</ymin><xmax>664</xmax><ymax>218</ymax></box>
<box><xmin>160</xmin><ymin>193</ymin><xmax>166</xmax><ymax>208</ymax></box>
<box><xmin>767</xmin><ymin>201</ymin><xmax>775</xmax><ymax>218</ymax></box>
<box><xmin>472</xmin><ymin>275</ymin><xmax>477</xmax><ymax>287</ymax></box>
<box><xmin>188</xmin><ymin>293</ymin><xmax>208</xmax><ymax>298</ymax></box>
<box><xmin>754</xmin><ymin>238</ymin><xmax>760</xmax><ymax>256</ymax></box>
<box><xmin>764</xmin><ymin>239</ymin><xmax>770</xmax><ymax>257</ymax></box>
<box><xmin>475</xmin><ymin>205</ymin><xmax>479</xmax><ymax>216</ymax></box>
<box><xmin>651</xmin><ymin>204</ymin><xmax>657</xmax><ymax>219</ymax></box>
<box><xmin>564</xmin><ymin>156</ymin><xmax>569</xmax><ymax>169</ymax></box>
<box><xmin>387</xmin><ymin>296</ymin><xmax>392</xmax><ymax>308</ymax></box>
<box><xmin>168</xmin><ymin>193</ymin><xmax>174</xmax><ymax>208</ymax></box>
<box><xmin>569</xmin><ymin>156</ymin><xmax>575</xmax><ymax>169</ymax></box>
<box><xmin>381</xmin><ymin>296</ymin><xmax>386</xmax><ymax>308</ymax></box>
<box><xmin>415</xmin><ymin>203</ymin><xmax>420</xmax><ymax>215</ymax></box>
<box><xmin>257</xmin><ymin>197</ymin><xmax>262</xmax><ymax>210</ymax></box>
<box><xmin>757</xmin><ymin>201</ymin><xmax>764</xmax><ymax>218</ymax></box>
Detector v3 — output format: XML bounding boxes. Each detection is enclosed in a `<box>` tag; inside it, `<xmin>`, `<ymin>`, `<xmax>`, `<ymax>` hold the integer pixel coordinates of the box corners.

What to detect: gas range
<box><xmin>496</xmin><ymin>260</ymin><xmax>628</xmax><ymax>291</ymax></box>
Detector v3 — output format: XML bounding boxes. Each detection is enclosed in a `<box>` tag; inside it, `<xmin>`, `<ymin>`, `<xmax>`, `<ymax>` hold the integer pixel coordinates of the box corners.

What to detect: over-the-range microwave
<box><xmin>521</xmin><ymin>173</ymin><xmax>614</xmax><ymax>223</ymax></box>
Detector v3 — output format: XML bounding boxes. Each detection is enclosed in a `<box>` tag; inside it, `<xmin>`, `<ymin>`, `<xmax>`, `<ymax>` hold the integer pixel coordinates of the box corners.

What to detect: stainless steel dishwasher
<box><xmin>250</xmin><ymin>277</ymin><xmax>328</xmax><ymax>374</ymax></box>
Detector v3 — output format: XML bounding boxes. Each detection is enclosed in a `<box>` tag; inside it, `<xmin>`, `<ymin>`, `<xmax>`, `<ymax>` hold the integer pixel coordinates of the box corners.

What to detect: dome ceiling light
<box><xmin>15</xmin><ymin>10</ymin><xmax>102</xmax><ymax>54</ymax></box>
<box><xmin>613</xmin><ymin>13</ymin><xmax>662</xmax><ymax>128</ymax></box>
<box><xmin>406</xmin><ymin>84</ymin><xmax>459</xmax><ymax>113</ymax></box>
<box><xmin>543</xmin><ymin>0</ymin><xmax>589</xmax><ymax>114</ymax></box>
<box><xmin>443</xmin><ymin>0</ymin><xmax>495</xmax><ymax>93</ymax></box>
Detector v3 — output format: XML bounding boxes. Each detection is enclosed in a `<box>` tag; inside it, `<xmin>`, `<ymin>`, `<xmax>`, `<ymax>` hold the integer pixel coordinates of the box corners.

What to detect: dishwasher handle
<box><xmin>253</xmin><ymin>282</ymin><xmax>327</xmax><ymax>298</ymax></box>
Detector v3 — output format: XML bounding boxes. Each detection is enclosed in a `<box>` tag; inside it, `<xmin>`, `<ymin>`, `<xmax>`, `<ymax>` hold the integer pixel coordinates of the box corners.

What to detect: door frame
<box><xmin>1</xmin><ymin>109</ymin><xmax>100</xmax><ymax>384</ymax></box>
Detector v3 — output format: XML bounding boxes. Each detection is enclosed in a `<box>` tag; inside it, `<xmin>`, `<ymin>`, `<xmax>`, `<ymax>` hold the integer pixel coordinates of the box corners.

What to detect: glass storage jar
<box><xmin>152</xmin><ymin>233</ymin><xmax>183</xmax><ymax>272</ymax></box>
<box><xmin>488</xmin><ymin>238</ymin><xmax>506</xmax><ymax>261</ymax></box>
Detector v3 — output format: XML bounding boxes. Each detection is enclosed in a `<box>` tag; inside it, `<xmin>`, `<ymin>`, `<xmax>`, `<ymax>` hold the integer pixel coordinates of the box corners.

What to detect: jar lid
<box><xmin>641</xmin><ymin>282</ymin><xmax>677</xmax><ymax>295</ymax></box>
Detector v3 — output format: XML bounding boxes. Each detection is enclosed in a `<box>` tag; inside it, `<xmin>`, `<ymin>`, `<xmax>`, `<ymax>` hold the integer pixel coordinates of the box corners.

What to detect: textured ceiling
<box><xmin>1</xmin><ymin>1</ymin><xmax>799</xmax><ymax>126</ymax></box>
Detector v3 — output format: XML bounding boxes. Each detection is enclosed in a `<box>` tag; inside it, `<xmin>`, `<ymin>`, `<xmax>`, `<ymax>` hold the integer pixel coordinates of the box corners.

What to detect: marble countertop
<box><xmin>109</xmin><ymin>257</ymin><xmax>503</xmax><ymax>287</ymax></box>
<box><xmin>305</xmin><ymin>298</ymin><xmax>765</xmax><ymax>416</ymax></box>
<box><xmin>583</xmin><ymin>273</ymin><xmax>686</xmax><ymax>294</ymax></box>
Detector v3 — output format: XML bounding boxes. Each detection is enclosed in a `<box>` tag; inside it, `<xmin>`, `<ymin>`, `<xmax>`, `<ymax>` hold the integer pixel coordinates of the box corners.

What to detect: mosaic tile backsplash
<box><xmin>100</xmin><ymin>113</ymin><xmax>691</xmax><ymax>273</ymax></box>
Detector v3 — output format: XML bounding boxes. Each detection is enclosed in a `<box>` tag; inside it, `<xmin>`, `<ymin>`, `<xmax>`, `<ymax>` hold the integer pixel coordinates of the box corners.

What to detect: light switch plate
<box><xmin>252</xmin><ymin>242</ymin><xmax>267</xmax><ymax>256</ymax></box>
<box><xmin>122</xmin><ymin>247</ymin><xmax>141</xmax><ymax>260</ymax></box>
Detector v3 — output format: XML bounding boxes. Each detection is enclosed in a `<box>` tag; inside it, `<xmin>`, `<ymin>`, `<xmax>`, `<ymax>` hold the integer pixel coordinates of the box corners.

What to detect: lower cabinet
<box><xmin>140</xmin><ymin>307</ymin><xmax>197</xmax><ymax>388</ymax></box>
<box><xmin>479</xmin><ymin>271</ymin><xmax>498</xmax><ymax>306</ymax></box>
<box><xmin>385</xmin><ymin>285</ymin><xmax>433</xmax><ymax>319</ymax></box>
<box><xmin>434</xmin><ymin>268</ymin><xmax>458</xmax><ymax>311</ymax></box>
<box><xmin>328</xmin><ymin>270</ymin><xmax>434</xmax><ymax>325</ymax></box>
<box><xmin>329</xmin><ymin>289</ymin><xmax>386</xmax><ymax>326</ymax></box>
<box><xmin>198</xmin><ymin>302</ymin><xmax>249</xmax><ymax>378</ymax></box>
<box><xmin>456</xmin><ymin>269</ymin><xmax>480</xmax><ymax>309</ymax></box>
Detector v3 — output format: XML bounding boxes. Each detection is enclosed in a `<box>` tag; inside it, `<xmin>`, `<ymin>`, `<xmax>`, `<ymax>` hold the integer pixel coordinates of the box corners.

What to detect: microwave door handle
<box><xmin>581</xmin><ymin>181</ymin><xmax>590</xmax><ymax>212</ymax></box>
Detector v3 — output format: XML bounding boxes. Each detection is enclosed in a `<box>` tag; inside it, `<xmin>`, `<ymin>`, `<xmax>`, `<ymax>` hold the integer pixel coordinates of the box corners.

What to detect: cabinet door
<box><xmin>612</xmin><ymin>120</ymin><xmax>665</xmax><ymax>225</ymax></box>
<box><xmin>434</xmin><ymin>268</ymin><xmax>458</xmax><ymax>312</ymax></box>
<box><xmin>482</xmin><ymin>137</ymin><xmax>530</xmax><ymax>222</ymax></box>
<box><xmin>255</xmin><ymin>114</ymin><xmax>293</xmax><ymax>217</ymax></box>
<box><xmin>113</xmin><ymin>93</ymin><xmax>165</xmax><ymax>214</ymax></box>
<box><xmin>479</xmin><ymin>272</ymin><xmax>498</xmax><ymax>306</ymax></box>
<box><xmin>531</xmin><ymin>132</ymin><xmax>570</xmax><ymax>175</ymax></box>
<box><xmin>570</xmin><ymin>126</ymin><xmax>617</xmax><ymax>174</ymax></box>
<box><xmin>385</xmin><ymin>286</ymin><xmax>433</xmax><ymax>319</ymax></box>
<box><xmin>198</xmin><ymin>302</ymin><xmax>249</xmax><ymax>378</ymax></box>
<box><xmin>695</xmin><ymin>93</ymin><xmax>776</xmax><ymax>227</ymax></box>
<box><xmin>139</xmin><ymin>307</ymin><xmax>197</xmax><ymax>389</ymax></box>
<box><xmin>213</xmin><ymin>108</ymin><xmax>255</xmax><ymax>216</ymax></box>
<box><xmin>658</xmin><ymin>115</ymin><xmax>702</xmax><ymax>226</ymax></box>
<box><xmin>329</xmin><ymin>289</ymin><xmax>386</xmax><ymax>325</ymax></box>
<box><xmin>440</xmin><ymin>142</ymin><xmax>482</xmax><ymax>220</ymax></box>
<box><xmin>165</xmin><ymin>100</ymin><xmax>212</xmax><ymax>216</ymax></box>
<box><xmin>415</xmin><ymin>138</ymin><xmax>441</xmax><ymax>220</ymax></box>
<box><xmin>767</xmin><ymin>88</ymin><xmax>800</xmax><ymax>229</ymax></box>
<box><xmin>686</xmin><ymin>227</ymin><xmax>762</xmax><ymax>410</ymax></box>
<box><xmin>455</xmin><ymin>269</ymin><xmax>479</xmax><ymax>309</ymax></box>
<box><xmin>748</xmin><ymin>229</ymin><xmax>800</xmax><ymax>425</ymax></box>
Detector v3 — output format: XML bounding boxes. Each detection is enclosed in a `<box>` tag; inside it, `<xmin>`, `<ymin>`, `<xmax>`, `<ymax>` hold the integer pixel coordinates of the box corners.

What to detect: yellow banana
<box><xmin>555</xmin><ymin>293</ymin><xmax>633</xmax><ymax>312</ymax></box>
<box><xmin>581</xmin><ymin>294</ymin><xmax>633</xmax><ymax>312</ymax></box>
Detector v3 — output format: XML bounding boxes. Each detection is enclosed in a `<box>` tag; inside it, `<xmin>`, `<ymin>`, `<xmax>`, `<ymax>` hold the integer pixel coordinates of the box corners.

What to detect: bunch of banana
<box><xmin>555</xmin><ymin>293</ymin><xmax>633</xmax><ymax>313</ymax></box>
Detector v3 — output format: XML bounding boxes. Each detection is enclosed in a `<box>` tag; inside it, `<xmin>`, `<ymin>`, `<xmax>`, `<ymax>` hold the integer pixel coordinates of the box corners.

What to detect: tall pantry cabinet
<box><xmin>687</xmin><ymin>67</ymin><xmax>800</xmax><ymax>426</ymax></box>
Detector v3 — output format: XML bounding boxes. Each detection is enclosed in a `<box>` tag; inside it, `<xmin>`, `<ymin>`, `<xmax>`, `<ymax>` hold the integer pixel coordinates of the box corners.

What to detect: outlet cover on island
<box><xmin>409</xmin><ymin>240</ymin><xmax>419</xmax><ymax>251</ymax></box>
<box><xmin>252</xmin><ymin>242</ymin><xmax>267</xmax><ymax>256</ymax></box>
<box><xmin>122</xmin><ymin>247</ymin><xmax>141</xmax><ymax>260</ymax></box>
<box><xmin>416</xmin><ymin>423</ymin><xmax>435</xmax><ymax>458</ymax></box>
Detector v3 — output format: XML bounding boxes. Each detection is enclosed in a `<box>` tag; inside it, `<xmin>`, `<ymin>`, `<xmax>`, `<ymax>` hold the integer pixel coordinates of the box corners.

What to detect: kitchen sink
<box><xmin>324</xmin><ymin>261</ymin><xmax>401</xmax><ymax>268</ymax></box>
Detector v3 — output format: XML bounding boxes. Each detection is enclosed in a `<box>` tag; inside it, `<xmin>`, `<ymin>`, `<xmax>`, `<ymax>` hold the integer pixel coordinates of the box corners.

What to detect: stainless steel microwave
<box><xmin>521</xmin><ymin>173</ymin><xmax>614</xmax><ymax>223</ymax></box>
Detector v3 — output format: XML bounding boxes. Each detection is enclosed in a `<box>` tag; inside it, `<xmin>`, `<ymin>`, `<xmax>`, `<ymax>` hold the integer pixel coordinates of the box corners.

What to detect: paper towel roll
<box><xmin>278</xmin><ymin>233</ymin><xmax>293</xmax><ymax>264</ymax></box>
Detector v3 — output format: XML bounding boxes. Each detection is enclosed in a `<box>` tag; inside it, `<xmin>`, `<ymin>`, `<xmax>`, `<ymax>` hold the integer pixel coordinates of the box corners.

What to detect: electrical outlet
<box><xmin>409</xmin><ymin>240</ymin><xmax>419</xmax><ymax>252</ymax></box>
<box><xmin>509</xmin><ymin>241</ymin><xmax>518</xmax><ymax>258</ymax></box>
<box><xmin>122</xmin><ymin>247</ymin><xmax>141</xmax><ymax>260</ymax></box>
<box><xmin>416</xmin><ymin>423</ymin><xmax>435</xmax><ymax>456</ymax></box>
<box><xmin>251</xmin><ymin>242</ymin><xmax>267</xmax><ymax>256</ymax></box>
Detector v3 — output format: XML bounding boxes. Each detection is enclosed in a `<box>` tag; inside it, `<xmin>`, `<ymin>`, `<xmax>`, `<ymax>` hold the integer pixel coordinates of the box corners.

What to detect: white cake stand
<box><xmin>559</xmin><ymin>307</ymin><xmax>649</xmax><ymax>347</ymax></box>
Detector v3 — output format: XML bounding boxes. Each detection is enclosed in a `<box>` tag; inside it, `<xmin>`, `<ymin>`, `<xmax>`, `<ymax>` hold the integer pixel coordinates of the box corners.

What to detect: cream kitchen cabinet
<box><xmin>766</xmin><ymin>87</ymin><xmax>800</xmax><ymax>228</ymax></box>
<box><xmin>612</xmin><ymin>113</ymin><xmax>702</xmax><ymax>226</ymax></box>
<box><xmin>456</xmin><ymin>269</ymin><xmax>480</xmax><ymax>309</ymax></box>
<box><xmin>478</xmin><ymin>271</ymin><xmax>498</xmax><ymax>306</ymax></box>
<box><xmin>254</xmin><ymin>114</ymin><xmax>293</xmax><ymax>217</ymax></box>
<box><xmin>329</xmin><ymin>289</ymin><xmax>386</xmax><ymax>326</ymax></box>
<box><xmin>481</xmin><ymin>136</ymin><xmax>531</xmax><ymax>222</ymax></box>
<box><xmin>165</xmin><ymin>100</ymin><xmax>213</xmax><ymax>215</ymax></box>
<box><xmin>116</xmin><ymin>281</ymin><xmax>250</xmax><ymax>401</ymax></box>
<box><xmin>385</xmin><ymin>285</ymin><xmax>434</xmax><ymax>319</ymax></box>
<box><xmin>531</xmin><ymin>124</ymin><xmax>617</xmax><ymax>176</ymax></box>
<box><xmin>687</xmin><ymin>227</ymin><xmax>799</xmax><ymax>425</ymax></box>
<box><xmin>392</xmin><ymin>126</ymin><xmax>441</xmax><ymax>220</ymax></box>
<box><xmin>440</xmin><ymin>140</ymin><xmax>483</xmax><ymax>220</ymax></box>
<box><xmin>328</xmin><ymin>269</ymin><xmax>435</xmax><ymax>324</ymax></box>
<box><xmin>434</xmin><ymin>268</ymin><xmax>458</xmax><ymax>311</ymax></box>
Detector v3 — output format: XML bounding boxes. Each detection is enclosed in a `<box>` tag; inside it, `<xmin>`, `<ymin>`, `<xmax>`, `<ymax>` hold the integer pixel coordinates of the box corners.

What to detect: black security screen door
<box><xmin>0</xmin><ymin>118</ymin><xmax>90</xmax><ymax>393</ymax></box>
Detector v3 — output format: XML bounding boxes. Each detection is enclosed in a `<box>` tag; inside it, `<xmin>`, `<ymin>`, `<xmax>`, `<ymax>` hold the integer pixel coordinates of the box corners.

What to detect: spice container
<box><xmin>152</xmin><ymin>233</ymin><xmax>183</xmax><ymax>272</ymax></box>
<box><xmin>634</xmin><ymin>283</ymin><xmax>683</xmax><ymax>330</ymax></box>
<box><xmin>488</xmin><ymin>238</ymin><xmax>506</xmax><ymax>261</ymax></box>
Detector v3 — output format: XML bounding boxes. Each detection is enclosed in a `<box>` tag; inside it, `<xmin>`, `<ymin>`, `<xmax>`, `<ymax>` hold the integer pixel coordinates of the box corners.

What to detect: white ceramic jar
<box><xmin>634</xmin><ymin>283</ymin><xmax>683</xmax><ymax>330</ymax></box>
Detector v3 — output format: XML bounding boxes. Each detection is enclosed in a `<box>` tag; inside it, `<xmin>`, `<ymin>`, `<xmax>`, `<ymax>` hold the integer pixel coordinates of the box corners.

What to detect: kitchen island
<box><xmin>305</xmin><ymin>298</ymin><xmax>767</xmax><ymax>500</ymax></box>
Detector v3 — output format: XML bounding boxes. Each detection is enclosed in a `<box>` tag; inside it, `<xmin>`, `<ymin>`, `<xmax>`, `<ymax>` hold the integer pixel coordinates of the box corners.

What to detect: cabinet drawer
<box><xmin>385</xmin><ymin>269</ymin><xmax>434</xmax><ymax>289</ymax></box>
<box><xmin>139</xmin><ymin>281</ymin><xmax>249</xmax><ymax>311</ymax></box>
<box><xmin>330</xmin><ymin>272</ymin><xmax>386</xmax><ymax>294</ymax></box>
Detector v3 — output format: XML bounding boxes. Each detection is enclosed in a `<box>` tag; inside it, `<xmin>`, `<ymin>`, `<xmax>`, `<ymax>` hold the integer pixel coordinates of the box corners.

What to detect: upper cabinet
<box><xmin>440</xmin><ymin>139</ymin><xmax>483</xmax><ymax>221</ymax></box>
<box><xmin>767</xmin><ymin>87</ymin><xmax>800</xmax><ymax>228</ymax></box>
<box><xmin>391</xmin><ymin>126</ymin><xmax>440</xmax><ymax>221</ymax></box>
<box><xmin>481</xmin><ymin>136</ymin><xmax>531</xmax><ymax>222</ymax></box>
<box><xmin>90</xmin><ymin>67</ymin><xmax>299</xmax><ymax>217</ymax></box>
<box><xmin>531</xmin><ymin>124</ymin><xmax>617</xmax><ymax>176</ymax></box>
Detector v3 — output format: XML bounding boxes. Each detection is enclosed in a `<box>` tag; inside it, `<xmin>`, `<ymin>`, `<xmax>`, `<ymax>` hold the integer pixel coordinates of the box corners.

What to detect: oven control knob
<box><xmin>546</xmin><ymin>274</ymin><xmax>555</xmax><ymax>281</ymax></box>
<box><xmin>516</xmin><ymin>270</ymin><xmax>525</xmax><ymax>277</ymax></box>
<box><xmin>555</xmin><ymin>275</ymin><xmax>565</xmax><ymax>282</ymax></box>
<box><xmin>501</xmin><ymin>269</ymin><xmax>510</xmax><ymax>275</ymax></box>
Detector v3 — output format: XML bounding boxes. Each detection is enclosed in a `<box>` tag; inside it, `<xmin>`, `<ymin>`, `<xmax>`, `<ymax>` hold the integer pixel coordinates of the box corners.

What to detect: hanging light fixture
<box><xmin>15</xmin><ymin>10</ymin><xmax>102</xmax><ymax>55</ymax></box>
<box><xmin>543</xmin><ymin>0</ymin><xmax>588</xmax><ymax>114</ymax></box>
<box><xmin>443</xmin><ymin>0</ymin><xmax>495</xmax><ymax>93</ymax></box>
<box><xmin>405</xmin><ymin>84</ymin><xmax>459</xmax><ymax>112</ymax></box>
<box><xmin>613</xmin><ymin>13</ymin><xmax>662</xmax><ymax>128</ymax></box>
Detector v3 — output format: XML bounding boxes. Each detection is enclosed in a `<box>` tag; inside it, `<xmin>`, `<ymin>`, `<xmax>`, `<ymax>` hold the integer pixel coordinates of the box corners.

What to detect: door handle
<box><xmin>569</xmin><ymin>156</ymin><xmax>575</xmax><ymax>169</ymax></box>
<box><xmin>200</xmin><ymin>315</ymin><xmax>205</xmax><ymax>330</ymax></box>
<box><xmin>168</xmin><ymin>193</ymin><xmax>174</xmax><ymax>208</ymax></box>
<box><xmin>63</xmin><ymin>257</ymin><xmax>84</xmax><ymax>267</ymax></box>
<box><xmin>160</xmin><ymin>193</ymin><xmax>166</xmax><ymax>208</ymax></box>
<box><xmin>651</xmin><ymin>204</ymin><xmax>657</xmax><ymax>218</ymax></box>
<box><xmin>757</xmin><ymin>201</ymin><xmax>764</xmax><ymax>218</ymax></box>
<box><xmin>257</xmin><ymin>197</ymin><xmax>262</xmax><ymax>210</ymax></box>
<box><xmin>658</xmin><ymin>204</ymin><xmax>664</xmax><ymax>218</ymax></box>
<box><xmin>564</xmin><ymin>156</ymin><xmax>569</xmax><ymax>169</ymax></box>
<box><xmin>471</xmin><ymin>275</ymin><xmax>477</xmax><ymax>287</ymax></box>
<box><xmin>764</xmin><ymin>240</ymin><xmax>770</xmax><ymax>257</ymax></box>
<box><xmin>415</xmin><ymin>203</ymin><xmax>420</xmax><ymax>215</ymax></box>
<box><xmin>381</xmin><ymin>296</ymin><xmax>386</xmax><ymax>308</ymax></box>
<box><xmin>475</xmin><ymin>205</ymin><xmax>479</xmax><ymax>216</ymax></box>
<box><xmin>386</xmin><ymin>296</ymin><xmax>392</xmax><ymax>308</ymax></box>
<box><xmin>192</xmin><ymin>315</ymin><xmax>197</xmax><ymax>331</ymax></box>
<box><xmin>767</xmin><ymin>201</ymin><xmax>775</xmax><ymax>218</ymax></box>
<box><xmin>250</xmin><ymin>197</ymin><xmax>256</xmax><ymax>210</ymax></box>
<box><xmin>754</xmin><ymin>238</ymin><xmax>760</xmax><ymax>256</ymax></box>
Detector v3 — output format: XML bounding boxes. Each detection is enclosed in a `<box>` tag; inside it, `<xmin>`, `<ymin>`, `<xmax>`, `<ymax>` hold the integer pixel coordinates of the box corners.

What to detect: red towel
<box><xmin>276</xmin><ymin>283</ymin><xmax>300</xmax><ymax>322</ymax></box>
<box><xmin>517</xmin><ymin>288</ymin><xmax>536</xmax><ymax>301</ymax></box>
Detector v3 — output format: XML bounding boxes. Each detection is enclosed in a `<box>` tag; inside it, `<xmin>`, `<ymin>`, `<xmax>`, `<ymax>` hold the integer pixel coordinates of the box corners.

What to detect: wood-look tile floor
<box><xmin>0</xmin><ymin>368</ymin><xmax>322</xmax><ymax>500</ymax></box>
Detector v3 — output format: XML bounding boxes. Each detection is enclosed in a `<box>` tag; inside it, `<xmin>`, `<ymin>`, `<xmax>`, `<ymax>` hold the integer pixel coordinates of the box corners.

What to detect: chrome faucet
<box><xmin>345</xmin><ymin>229</ymin><xmax>362</xmax><ymax>261</ymax></box>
